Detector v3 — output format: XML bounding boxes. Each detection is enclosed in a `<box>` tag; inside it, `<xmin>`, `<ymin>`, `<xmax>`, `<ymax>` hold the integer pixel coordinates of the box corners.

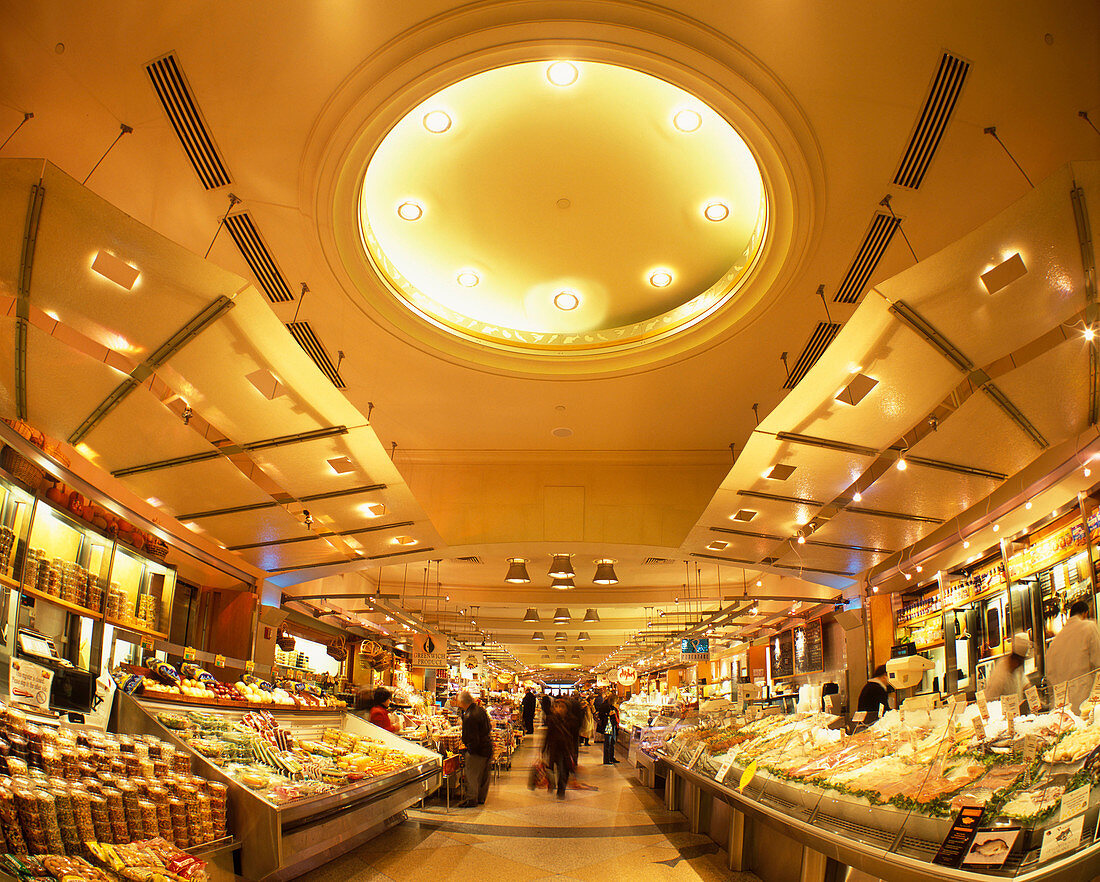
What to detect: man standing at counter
<box><xmin>855</xmin><ymin>665</ymin><xmax>893</xmax><ymax>723</ymax></box>
<box><xmin>1045</xmin><ymin>600</ymin><xmax>1100</xmax><ymax>713</ymax></box>
<box><xmin>983</xmin><ymin>633</ymin><xmax>1032</xmax><ymax>700</ymax></box>
<box><xmin>456</xmin><ymin>690</ymin><xmax>493</xmax><ymax>807</ymax></box>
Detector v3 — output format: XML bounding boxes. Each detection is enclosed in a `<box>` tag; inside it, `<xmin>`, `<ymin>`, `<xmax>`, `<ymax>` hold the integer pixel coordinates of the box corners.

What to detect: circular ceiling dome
<box><xmin>358</xmin><ymin>61</ymin><xmax>767</xmax><ymax>355</ymax></box>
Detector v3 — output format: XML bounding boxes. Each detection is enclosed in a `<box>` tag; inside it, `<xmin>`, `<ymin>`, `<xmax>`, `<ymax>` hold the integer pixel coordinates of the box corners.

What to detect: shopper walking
<box><xmin>566</xmin><ymin>692</ymin><xmax>584</xmax><ymax>764</ymax></box>
<box><xmin>521</xmin><ymin>688</ymin><xmax>537</xmax><ymax>734</ymax></box>
<box><xmin>455</xmin><ymin>690</ymin><xmax>493</xmax><ymax>807</ymax></box>
<box><xmin>543</xmin><ymin>699</ymin><xmax>574</xmax><ymax>799</ymax></box>
<box><xmin>984</xmin><ymin>633</ymin><xmax>1033</xmax><ymax>700</ymax></box>
<box><xmin>602</xmin><ymin>697</ymin><xmax>620</xmax><ymax>764</ymax></box>
<box><xmin>540</xmin><ymin>692</ymin><xmax>553</xmax><ymax>725</ymax></box>
<box><xmin>366</xmin><ymin>686</ymin><xmax>397</xmax><ymax>732</ymax></box>
<box><xmin>1045</xmin><ymin>600</ymin><xmax>1100</xmax><ymax>713</ymax></box>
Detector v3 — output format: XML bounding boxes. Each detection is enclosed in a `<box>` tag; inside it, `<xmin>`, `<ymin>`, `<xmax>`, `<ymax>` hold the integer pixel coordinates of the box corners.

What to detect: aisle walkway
<box><xmin>298</xmin><ymin>736</ymin><xmax>760</xmax><ymax>882</ymax></box>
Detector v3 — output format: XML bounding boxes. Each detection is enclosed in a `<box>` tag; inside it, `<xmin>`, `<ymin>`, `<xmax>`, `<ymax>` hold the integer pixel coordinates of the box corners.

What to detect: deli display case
<box><xmin>649</xmin><ymin>697</ymin><xmax>1100</xmax><ymax>880</ymax></box>
<box><xmin>115</xmin><ymin>691</ymin><xmax>442</xmax><ymax>882</ymax></box>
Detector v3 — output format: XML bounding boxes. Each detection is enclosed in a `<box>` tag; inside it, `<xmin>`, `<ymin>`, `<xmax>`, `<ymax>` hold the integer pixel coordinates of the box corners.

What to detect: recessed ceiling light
<box><xmin>764</xmin><ymin>464</ymin><xmax>796</xmax><ymax>481</ymax></box>
<box><xmin>456</xmin><ymin>270</ymin><xmax>480</xmax><ymax>287</ymax></box>
<box><xmin>327</xmin><ymin>456</ymin><xmax>355</xmax><ymax>474</ymax></box>
<box><xmin>980</xmin><ymin>252</ymin><xmax>1026</xmax><ymax>295</ymax></box>
<box><xmin>91</xmin><ymin>250</ymin><xmax>140</xmax><ymax>290</ymax></box>
<box><xmin>392</xmin><ymin>536</ymin><xmax>417</xmax><ymax>546</ymax></box>
<box><xmin>835</xmin><ymin>374</ymin><xmax>879</xmax><ymax>406</ymax></box>
<box><xmin>246</xmin><ymin>368</ymin><xmax>285</xmax><ymax>400</ymax></box>
<box><xmin>648</xmin><ymin>270</ymin><xmax>673</xmax><ymax>288</ymax></box>
<box><xmin>396</xmin><ymin>201</ymin><xmax>424</xmax><ymax>221</ymax></box>
<box><xmin>703</xmin><ymin>201</ymin><xmax>729</xmax><ymax>222</ymax></box>
<box><xmin>706</xmin><ymin>541</ymin><xmax>729</xmax><ymax>550</ymax></box>
<box><xmin>554</xmin><ymin>289</ymin><xmax>579</xmax><ymax>311</ymax></box>
<box><xmin>422</xmin><ymin>110</ymin><xmax>452</xmax><ymax>133</ymax></box>
<box><xmin>546</xmin><ymin>61</ymin><xmax>579</xmax><ymax>87</ymax></box>
<box><xmin>732</xmin><ymin>509</ymin><xmax>757</xmax><ymax>522</ymax></box>
<box><xmin>672</xmin><ymin>109</ymin><xmax>702</xmax><ymax>133</ymax></box>
<box><xmin>359</xmin><ymin>502</ymin><xmax>386</xmax><ymax>518</ymax></box>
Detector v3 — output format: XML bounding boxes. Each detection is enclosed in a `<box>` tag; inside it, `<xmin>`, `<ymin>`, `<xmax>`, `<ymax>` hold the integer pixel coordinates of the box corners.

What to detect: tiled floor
<box><xmin>297</xmin><ymin>736</ymin><xmax>761</xmax><ymax>882</ymax></box>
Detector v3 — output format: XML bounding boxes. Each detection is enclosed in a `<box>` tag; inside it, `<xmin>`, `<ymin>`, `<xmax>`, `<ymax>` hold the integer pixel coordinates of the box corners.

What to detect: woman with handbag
<box><xmin>602</xmin><ymin>698</ymin><xmax>620</xmax><ymax>764</ymax></box>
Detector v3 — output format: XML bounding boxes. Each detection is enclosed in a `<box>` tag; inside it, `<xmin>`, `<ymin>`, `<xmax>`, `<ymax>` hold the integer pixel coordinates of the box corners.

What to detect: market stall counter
<box><xmin>114</xmin><ymin>691</ymin><xmax>442</xmax><ymax>882</ymax></box>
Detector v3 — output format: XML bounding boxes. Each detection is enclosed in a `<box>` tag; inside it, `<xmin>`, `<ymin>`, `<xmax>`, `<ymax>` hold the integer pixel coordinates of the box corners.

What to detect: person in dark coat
<box><xmin>521</xmin><ymin>689</ymin><xmax>536</xmax><ymax>734</ymax></box>
<box><xmin>602</xmin><ymin>697</ymin><xmax>620</xmax><ymax>764</ymax></box>
<box><xmin>596</xmin><ymin>691</ymin><xmax>611</xmax><ymax>743</ymax></box>
<box><xmin>565</xmin><ymin>693</ymin><xmax>584</xmax><ymax>763</ymax></box>
<box><xmin>542</xmin><ymin>699</ymin><xmax>574</xmax><ymax>798</ymax></box>
<box><xmin>456</xmin><ymin>690</ymin><xmax>493</xmax><ymax>806</ymax></box>
<box><xmin>539</xmin><ymin>692</ymin><xmax>552</xmax><ymax>724</ymax></box>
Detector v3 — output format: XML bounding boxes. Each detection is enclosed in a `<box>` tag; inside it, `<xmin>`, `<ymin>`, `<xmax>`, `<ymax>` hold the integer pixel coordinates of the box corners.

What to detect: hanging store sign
<box><xmin>680</xmin><ymin>637</ymin><xmax>710</xmax><ymax>663</ymax></box>
<box><xmin>617</xmin><ymin>665</ymin><xmax>637</xmax><ymax>686</ymax></box>
<box><xmin>410</xmin><ymin>631</ymin><xmax>448</xmax><ymax>669</ymax></box>
<box><xmin>461</xmin><ymin>651</ymin><xmax>484</xmax><ymax>680</ymax></box>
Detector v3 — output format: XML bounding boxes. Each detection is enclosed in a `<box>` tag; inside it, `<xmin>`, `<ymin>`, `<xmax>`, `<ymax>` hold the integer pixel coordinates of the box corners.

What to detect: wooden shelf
<box><xmin>898</xmin><ymin>608</ymin><xmax>943</xmax><ymax>627</ymax></box>
<box><xmin>0</xmin><ymin>572</ymin><xmax>20</xmax><ymax>591</ymax></box>
<box><xmin>106</xmin><ymin>616</ymin><xmax>167</xmax><ymax>640</ymax></box>
<box><xmin>22</xmin><ymin>584</ymin><xmax>102</xmax><ymax>620</ymax></box>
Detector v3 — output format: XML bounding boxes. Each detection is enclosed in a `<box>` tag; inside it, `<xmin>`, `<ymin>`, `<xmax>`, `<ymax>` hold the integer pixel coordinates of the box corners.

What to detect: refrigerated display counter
<box><xmin>115</xmin><ymin>691</ymin><xmax>442</xmax><ymax>882</ymax></box>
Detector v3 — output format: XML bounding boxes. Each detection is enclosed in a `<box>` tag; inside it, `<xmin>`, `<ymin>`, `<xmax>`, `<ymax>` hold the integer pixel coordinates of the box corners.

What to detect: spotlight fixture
<box><xmin>546</xmin><ymin>61</ymin><xmax>579</xmax><ymax>86</ymax></box>
<box><xmin>553</xmin><ymin>290</ymin><xmax>580</xmax><ymax>311</ymax></box>
<box><xmin>302</xmin><ymin>510</ymin><xmax>314</xmax><ymax>530</ymax></box>
<box><xmin>456</xmin><ymin>270</ymin><xmax>480</xmax><ymax>287</ymax></box>
<box><xmin>796</xmin><ymin>534</ymin><xmax>806</xmax><ymax>545</ymax></box>
<box><xmin>853</xmin><ymin>491</ymin><xmax>862</xmax><ymax>502</ymax></box>
<box><xmin>422</xmin><ymin>110</ymin><xmax>452</xmax><ymax>133</ymax></box>
<box><xmin>672</xmin><ymin>108</ymin><xmax>702</xmax><ymax>132</ymax></box>
<box><xmin>896</xmin><ymin>457</ymin><xmax>908</xmax><ymax>471</ymax></box>
<box><xmin>522</xmin><ymin>608</ymin><xmax>540</xmax><ymax>623</ymax></box>
<box><xmin>551</xmin><ymin>577</ymin><xmax>575</xmax><ymax>590</ymax></box>
<box><xmin>593</xmin><ymin>559</ymin><xmax>618</xmax><ymax>585</ymax></box>
<box><xmin>505</xmin><ymin>558</ymin><xmax>531</xmax><ymax>583</ymax></box>
<box><xmin>980</xmin><ymin>252</ymin><xmax>1027</xmax><ymax>295</ymax></box>
<box><xmin>703</xmin><ymin>201</ymin><xmax>729</xmax><ymax>222</ymax></box>
<box><xmin>648</xmin><ymin>270</ymin><xmax>673</xmax><ymax>288</ymax></box>
<box><xmin>181</xmin><ymin>406</ymin><xmax>193</xmax><ymax>426</ymax></box>
<box><xmin>396</xmin><ymin>201</ymin><xmax>423</xmax><ymax>221</ymax></box>
<box><xmin>553</xmin><ymin>608</ymin><xmax>572</xmax><ymax>622</ymax></box>
<box><xmin>583</xmin><ymin>609</ymin><xmax>600</xmax><ymax>623</ymax></box>
<box><xmin>549</xmin><ymin>554</ymin><xmax>575</xmax><ymax>578</ymax></box>
<box><xmin>1086</xmin><ymin>327</ymin><xmax>1096</xmax><ymax>342</ymax></box>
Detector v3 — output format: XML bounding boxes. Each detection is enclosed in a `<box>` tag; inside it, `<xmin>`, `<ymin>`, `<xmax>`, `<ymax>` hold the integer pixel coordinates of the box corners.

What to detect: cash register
<box><xmin>13</xmin><ymin>627</ymin><xmax>95</xmax><ymax>713</ymax></box>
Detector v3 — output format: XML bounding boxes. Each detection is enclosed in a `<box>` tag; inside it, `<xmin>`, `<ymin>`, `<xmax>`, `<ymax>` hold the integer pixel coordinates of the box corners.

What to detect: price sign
<box><xmin>1060</xmin><ymin>783</ymin><xmax>1090</xmax><ymax>821</ymax></box>
<box><xmin>715</xmin><ymin>757</ymin><xmax>735</xmax><ymax>783</ymax></box>
<box><xmin>687</xmin><ymin>744</ymin><xmax>706</xmax><ymax>769</ymax></box>
<box><xmin>1024</xmin><ymin>685</ymin><xmax>1041</xmax><ymax>713</ymax></box>
<box><xmin>245</xmin><ymin>660</ymin><xmax>255</xmax><ymax>674</ymax></box>
<box><xmin>1006</xmin><ymin>715</ymin><xmax>1015</xmax><ymax>738</ymax></box>
<box><xmin>738</xmin><ymin>760</ymin><xmax>757</xmax><ymax>792</ymax></box>
<box><xmin>1002</xmin><ymin>693</ymin><xmax>1019</xmax><ymax>720</ymax></box>
<box><xmin>213</xmin><ymin>654</ymin><xmax>226</xmax><ymax>669</ymax></box>
<box><xmin>976</xmin><ymin>690</ymin><xmax>989</xmax><ymax>721</ymax></box>
<box><xmin>669</xmin><ymin>741</ymin><xmax>684</xmax><ymax>761</ymax></box>
<box><xmin>851</xmin><ymin>711</ymin><xmax>867</xmax><ymax>725</ymax></box>
<box><xmin>141</xmin><ymin>637</ymin><xmax>155</xmax><ymax>652</ymax></box>
<box><xmin>947</xmin><ymin>695</ymin><xmax>966</xmax><ymax>718</ymax></box>
<box><xmin>183</xmin><ymin>646</ymin><xmax>197</xmax><ymax>662</ymax></box>
<box><xmin>971</xmin><ymin>715</ymin><xmax>986</xmax><ymax>740</ymax></box>
<box><xmin>1052</xmin><ymin>682</ymin><xmax>1069</xmax><ymax>708</ymax></box>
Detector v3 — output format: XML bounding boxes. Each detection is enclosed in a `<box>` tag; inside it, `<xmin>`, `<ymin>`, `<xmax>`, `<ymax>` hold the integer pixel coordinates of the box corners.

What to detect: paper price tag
<box><xmin>1024</xmin><ymin>685</ymin><xmax>1041</xmax><ymax>713</ymax></box>
<box><xmin>687</xmin><ymin>744</ymin><xmax>706</xmax><ymax>769</ymax></box>
<box><xmin>1052</xmin><ymin>682</ymin><xmax>1069</xmax><ymax>708</ymax></box>
<box><xmin>851</xmin><ymin>711</ymin><xmax>867</xmax><ymax>725</ymax></box>
<box><xmin>715</xmin><ymin>757</ymin><xmax>735</xmax><ymax>783</ymax></box>
<box><xmin>976</xmin><ymin>691</ymin><xmax>989</xmax><ymax>721</ymax></box>
<box><xmin>1006</xmin><ymin>715</ymin><xmax>1015</xmax><ymax>738</ymax></box>
<box><xmin>183</xmin><ymin>646</ymin><xmax>197</xmax><ymax>662</ymax></box>
<box><xmin>213</xmin><ymin>654</ymin><xmax>226</xmax><ymax>669</ymax></box>
<box><xmin>947</xmin><ymin>695</ymin><xmax>966</xmax><ymax>718</ymax></box>
<box><xmin>140</xmin><ymin>637</ymin><xmax>155</xmax><ymax>652</ymax></box>
<box><xmin>1060</xmin><ymin>783</ymin><xmax>1090</xmax><ymax>821</ymax></box>
<box><xmin>245</xmin><ymin>660</ymin><xmax>255</xmax><ymax>674</ymax></box>
<box><xmin>1002</xmin><ymin>693</ymin><xmax>1019</xmax><ymax>720</ymax></box>
<box><xmin>971</xmin><ymin>715</ymin><xmax>986</xmax><ymax>740</ymax></box>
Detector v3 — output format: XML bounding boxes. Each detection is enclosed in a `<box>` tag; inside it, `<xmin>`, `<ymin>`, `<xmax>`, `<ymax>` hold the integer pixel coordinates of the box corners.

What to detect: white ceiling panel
<box><xmin>251</xmin><ymin>426</ymin><xmax>386</xmax><ymax>498</ymax></box>
<box><xmin>86</xmin><ymin>388</ymin><xmax>215</xmax><ymax>474</ymax></box>
<box><xmin>812</xmin><ymin>510</ymin><xmax>934</xmax><ymax>554</ymax></box>
<box><xmin>774</xmin><ymin>544</ymin><xmax>885</xmax><ymax>577</ymax></box>
<box><xmin>994</xmin><ymin>338</ymin><xmax>1090</xmax><ymax>452</ymax></box>
<box><xmin>119</xmin><ymin>457</ymin><xmax>272</xmax><ymax>520</ymax></box>
<box><xmin>858</xmin><ymin>461</ymin><xmax>1001</xmax><ymax>523</ymax></box>
<box><xmin>182</xmin><ymin>505</ymin><xmax>305</xmax><ymax>549</ymax></box>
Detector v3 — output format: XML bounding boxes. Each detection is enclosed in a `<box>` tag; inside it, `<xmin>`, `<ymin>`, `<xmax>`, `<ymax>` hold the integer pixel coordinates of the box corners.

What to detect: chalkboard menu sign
<box><xmin>794</xmin><ymin>619</ymin><xmax>824</xmax><ymax>675</ymax></box>
<box><xmin>769</xmin><ymin>630</ymin><xmax>794</xmax><ymax>679</ymax></box>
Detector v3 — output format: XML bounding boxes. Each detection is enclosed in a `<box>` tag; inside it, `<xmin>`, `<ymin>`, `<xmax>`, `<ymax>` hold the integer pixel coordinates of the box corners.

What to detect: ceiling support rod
<box><xmin>1071</xmin><ymin>183</ymin><xmax>1098</xmax><ymax>424</ymax></box>
<box><xmin>69</xmin><ymin>294</ymin><xmax>235</xmax><ymax>444</ymax></box>
<box><xmin>178</xmin><ymin>482</ymin><xmax>387</xmax><ymax>520</ymax></box>
<box><xmin>228</xmin><ymin>519</ymin><xmax>414</xmax><ymax>551</ymax></box>
<box><xmin>15</xmin><ymin>182</ymin><xmax>45</xmax><ymax>420</ymax></box>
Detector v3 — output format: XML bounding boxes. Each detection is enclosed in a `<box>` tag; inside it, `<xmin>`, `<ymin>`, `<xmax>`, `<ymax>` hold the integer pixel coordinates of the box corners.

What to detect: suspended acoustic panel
<box><xmin>145</xmin><ymin>53</ymin><xmax>232</xmax><ymax>190</ymax></box>
<box><xmin>224</xmin><ymin>212</ymin><xmax>294</xmax><ymax>303</ymax></box>
<box><xmin>893</xmin><ymin>51</ymin><xmax>971</xmax><ymax>190</ymax></box>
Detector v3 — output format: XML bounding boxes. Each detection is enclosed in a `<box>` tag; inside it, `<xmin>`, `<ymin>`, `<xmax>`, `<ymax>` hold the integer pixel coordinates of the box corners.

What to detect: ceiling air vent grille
<box><xmin>783</xmin><ymin>322</ymin><xmax>841</xmax><ymax>389</ymax></box>
<box><xmin>644</xmin><ymin>557</ymin><xmax>673</xmax><ymax>565</ymax></box>
<box><xmin>456</xmin><ymin>556</ymin><xmax>484</xmax><ymax>564</ymax></box>
<box><xmin>286</xmin><ymin>321</ymin><xmax>346</xmax><ymax>389</ymax></box>
<box><xmin>145</xmin><ymin>53</ymin><xmax>231</xmax><ymax>190</ymax></box>
<box><xmin>833</xmin><ymin>213</ymin><xmax>901</xmax><ymax>304</ymax></box>
<box><xmin>225</xmin><ymin>213</ymin><xmax>294</xmax><ymax>303</ymax></box>
<box><xmin>893</xmin><ymin>52</ymin><xmax>970</xmax><ymax>190</ymax></box>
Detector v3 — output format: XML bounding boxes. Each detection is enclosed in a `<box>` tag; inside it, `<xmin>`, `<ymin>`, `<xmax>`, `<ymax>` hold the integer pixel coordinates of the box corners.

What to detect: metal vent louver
<box><xmin>286</xmin><ymin>321</ymin><xmax>345</xmax><ymax>389</ymax></box>
<box><xmin>893</xmin><ymin>52</ymin><xmax>970</xmax><ymax>190</ymax></box>
<box><xmin>224</xmin><ymin>213</ymin><xmax>294</xmax><ymax>303</ymax></box>
<box><xmin>833</xmin><ymin>213</ymin><xmax>901</xmax><ymax>304</ymax></box>
<box><xmin>783</xmin><ymin>322</ymin><xmax>841</xmax><ymax>389</ymax></box>
<box><xmin>145</xmin><ymin>53</ymin><xmax>231</xmax><ymax>189</ymax></box>
<box><xmin>456</xmin><ymin>556</ymin><xmax>484</xmax><ymax>564</ymax></box>
<box><xmin>644</xmin><ymin>557</ymin><xmax>673</xmax><ymax>565</ymax></box>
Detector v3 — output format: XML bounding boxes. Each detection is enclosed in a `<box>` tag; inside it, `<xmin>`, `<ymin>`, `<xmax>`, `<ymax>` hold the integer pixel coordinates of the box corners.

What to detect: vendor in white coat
<box><xmin>1044</xmin><ymin>600</ymin><xmax>1100</xmax><ymax>714</ymax></box>
<box><xmin>983</xmin><ymin>633</ymin><xmax>1032</xmax><ymax>700</ymax></box>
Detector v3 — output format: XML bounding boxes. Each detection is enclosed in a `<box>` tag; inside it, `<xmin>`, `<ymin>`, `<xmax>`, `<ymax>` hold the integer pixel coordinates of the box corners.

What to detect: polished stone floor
<box><xmin>298</xmin><ymin>735</ymin><xmax>760</xmax><ymax>882</ymax></box>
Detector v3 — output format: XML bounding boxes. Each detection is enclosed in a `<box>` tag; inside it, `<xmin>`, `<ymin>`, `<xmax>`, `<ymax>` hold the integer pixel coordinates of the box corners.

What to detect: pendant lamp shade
<box><xmin>531</xmin><ymin>631</ymin><xmax>545</xmax><ymax>641</ymax></box>
<box><xmin>583</xmin><ymin>609</ymin><xmax>601</xmax><ymax>623</ymax></box>
<box><xmin>522</xmin><ymin>608</ymin><xmax>540</xmax><ymax>622</ymax></box>
<box><xmin>553</xmin><ymin>608</ymin><xmax>571</xmax><ymax>622</ymax></box>
<box><xmin>548</xmin><ymin>554</ymin><xmax>575</xmax><ymax>578</ymax></box>
<box><xmin>505</xmin><ymin>558</ymin><xmax>531</xmax><ymax>583</ymax></box>
<box><xmin>578</xmin><ymin>631</ymin><xmax>591</xmax><ymax>641</ymax></box>
<box><xmin>554</xmin><ymin>631</ymin><xmax>567</xmax><ymax>641</ymax></box>
<box><xmin>551</xmin><ymin>577</ymin><xmax>575</xmax><ymax>590</ymax></box>
<box><xmin>593</xmin><ymin>559</ymin><xmax>618</xmax><ymax>584</ymax></box>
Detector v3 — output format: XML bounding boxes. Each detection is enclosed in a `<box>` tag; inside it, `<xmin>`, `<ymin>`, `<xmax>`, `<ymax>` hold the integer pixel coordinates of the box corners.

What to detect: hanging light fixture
<box><xmin>554</xmin><ymin>631</ymin><xmax>567</xmax><ymax>641</ymax></box>
<box><xmin>593</xmin><ymin>559</ymin><xmax>618</xmax><ymax>584</ymax></box>
<box><xmin>548</xmin><ymin>554</ymin><xmax>575</xmax><ymax>578</ymax></box>
<box><xmin>553</xmin><ymin>608</ymin><xmax>572</xmax><ymax>622</ymax></box>
<box><xmin>583</xmin><ymin>609</ymin><xmax>600</xmax><ymax>623</ymax></box>
<box><xmin>578</xmin><ymin>631</ymin><xmax>591</xmax><ymax>641</ymax></box>
<box><xmin>522</xmin><ymin>608</ymin><xmax>540</xmax><ymax>623</ymax></box>
<box><xmin>531</xmin><ymin>631</ymin><xmax>545</xmax><ymax>641</ymax></box>
<box><xmin>551</xmin><ymin>577</ymin><xmax>575</xmax><ymax>590</ymax></box>
<box><xmin>505</xmin><ymin>558</ymin><xmax>531</xmax><ymax>583</ymax></box>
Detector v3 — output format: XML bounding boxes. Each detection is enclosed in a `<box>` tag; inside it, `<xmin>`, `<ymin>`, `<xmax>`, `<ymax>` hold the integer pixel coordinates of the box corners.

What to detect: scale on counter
<box><xmin>12</xmin><ymin>627</ymin><xmax>95</xmax><ymax>713</ymax></box>
<box><xmin>17</xmin><ymin>628</ymin><xmax>72</xmax><ymax>667</ymax></box>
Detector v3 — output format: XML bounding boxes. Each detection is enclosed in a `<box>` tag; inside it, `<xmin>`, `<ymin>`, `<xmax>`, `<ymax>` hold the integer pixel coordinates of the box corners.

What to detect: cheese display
<box><xmin>157</xmin><ymin>710</ymin><xmax>424</xmax><ymax>805</ymax></box>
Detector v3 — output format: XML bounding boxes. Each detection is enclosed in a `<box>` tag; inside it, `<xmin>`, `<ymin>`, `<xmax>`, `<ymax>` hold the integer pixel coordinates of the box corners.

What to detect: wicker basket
<box><xmin>1</xmin><ymin>446</ymin><xmax>45</xmax><ymax>490</ymax></box>
<box><xmin>145</xmin><ymin>540</ymin><xmax>169</xmax><ymax>561</ymax></box>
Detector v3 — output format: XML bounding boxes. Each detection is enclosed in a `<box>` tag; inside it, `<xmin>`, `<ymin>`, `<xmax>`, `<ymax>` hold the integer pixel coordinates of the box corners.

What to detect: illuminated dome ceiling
<box><xmin>358</xmin><ymin>61</ymin><xmax>767</xmax><ymax>355</ymax></box>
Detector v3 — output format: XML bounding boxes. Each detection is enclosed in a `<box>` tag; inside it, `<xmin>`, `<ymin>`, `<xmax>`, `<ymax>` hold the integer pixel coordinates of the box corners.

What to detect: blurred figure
<box><xmin>1045</xmin><ymin>600</ymin><xmax>1100</xmax><ymax>713</ymax></box>
<box><xmin>984</xmin><ymin>633</ymin><xmax>1033</xmax><ymax>700</ymax></box>
<box><xmin>543</xmin><ymin>699</ymin><xmax>574</xmax><ymax>798</ymax></box>
<box><xmin>602</xmin><ymin>697</ymin><xmax>620</xmax><ymax>764</ymax></box>
<box><xmin>521</xmin><ymin>688</ymin><xmax>536</xmax><ymax>734</ymax></box>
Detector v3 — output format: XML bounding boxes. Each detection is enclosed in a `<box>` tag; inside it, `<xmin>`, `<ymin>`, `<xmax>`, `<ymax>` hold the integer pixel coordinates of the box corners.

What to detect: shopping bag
<box><xmin>528</xmin><ymin>759</ymin><xmax>548</xmax><ymax>790</ymax></box>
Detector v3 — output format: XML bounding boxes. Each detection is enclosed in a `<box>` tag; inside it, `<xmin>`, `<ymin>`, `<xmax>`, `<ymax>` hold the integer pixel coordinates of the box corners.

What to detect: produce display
<box><xmin>113</xmin><ymin>666</ymin><xmax>345</xmax><ymax>709</ymax></box>
<box><xmin>156</xmin><ymin>710</ymin><xmax>426</xmax><ymax>805</ymax></box>
<box><xmin>0</xmin><ymin>703</ymin><xmax>228</xmax><ymax>858</ymax></box>
<box><xmin>660</xmin><ymin>698</ymin><xmax>1099</xmax><ymax>833</ymax></box>
<box><xmin>0</xmin><ymin>837</ymin><xmax>210</xmax><ymax>882</ymax></box>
